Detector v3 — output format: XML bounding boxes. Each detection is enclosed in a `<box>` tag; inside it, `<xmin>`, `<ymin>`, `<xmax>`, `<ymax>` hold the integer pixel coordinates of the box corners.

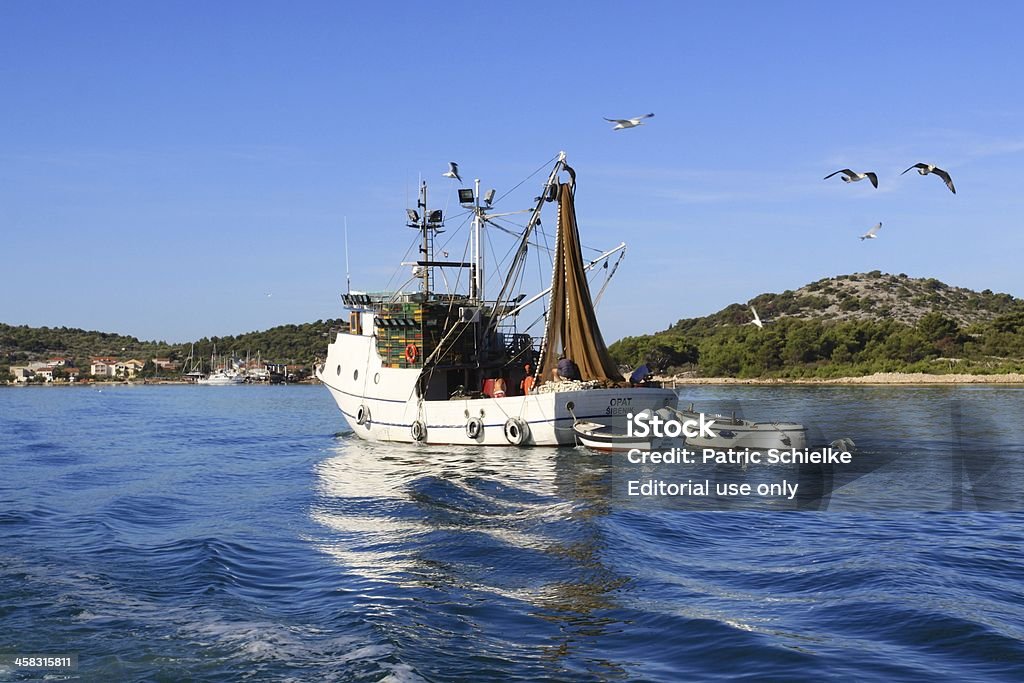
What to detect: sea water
<box><xmin>1</xmin><ymin>384</ymin><xmax>1023</xmax><ymax>680</ymax></box>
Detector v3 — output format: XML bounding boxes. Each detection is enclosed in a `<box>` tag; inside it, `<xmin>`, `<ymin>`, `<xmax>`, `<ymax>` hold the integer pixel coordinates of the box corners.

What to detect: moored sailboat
<box><xmin>194</xmin><ymin>345</ymin><xmax>247</xmax><ymax>385</ymax></box>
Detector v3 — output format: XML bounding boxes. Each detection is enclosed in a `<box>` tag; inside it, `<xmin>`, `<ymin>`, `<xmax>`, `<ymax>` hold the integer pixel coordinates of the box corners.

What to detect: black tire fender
<box><xmin>503</xmin><ymin>418</ymin><xmax>529</xmax><ymax>446</ymax></box>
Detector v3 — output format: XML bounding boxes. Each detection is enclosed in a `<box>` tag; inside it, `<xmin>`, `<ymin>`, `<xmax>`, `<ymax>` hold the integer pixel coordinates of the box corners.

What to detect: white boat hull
<box><xmin>675</xmin><ymin>410</ymin><xmax>808</xmax><ymax>450</ymax></box>
<box><xmin>197</xmin><ymin>371</ymin><xmax>246</xmax><ymax>385</ymax></box>
<box><xmin>318</xmin><ymin>332</ymin><xmax>677</xmax><ymax>446</ymax></box>
<box><xmin>572</xmin><ymin>421</ymin><xmax>652</xmax><ymax>452</ymax></box>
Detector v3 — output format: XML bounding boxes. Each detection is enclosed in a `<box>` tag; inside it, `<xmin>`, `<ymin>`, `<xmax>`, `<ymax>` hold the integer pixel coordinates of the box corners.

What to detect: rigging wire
<box><xmin>592</xmin><ymin>250</ymin><xmax>625</xmax><ymax>307</ymax></box>
<box><xmin>381</xmin><ymin>235</ymin><xmax>422</xmax><ymax>295</ymax></box>
<box><xmin>493</xmin><ymin>153</ymin><xmax>560</xmax><ymax>206</ymax></box>
<box><xmin>485</xmin><ymin>217</ymin><xmax>556</xmax><ymax>254</ymax></box>
<box><xmin>484</xmin><ymin>221</ymin><xmax>519</xmax><ymax>300</ymax></box>
<box><xmin>434</xmin><ymin>213</ymin><xmax>473</xmax><ymax>260</ymax></box>
<box><xmin>484</xmin><ymin>215</ymin><xmax>604</xmax><ymax>254</ymax></box>
<box><xmin>369</xmin><ymin>155</ymin><xmax>610</xmax><ymax>304</ymax></box>
<box><xmin>482</xmin><ymin>159</ymin><xmax>560</xmax><ymax>335</ymax></box>
<box><xmin>441</xmin><ymin>221</ymin><xmax>473</xmax><ymax>300</ymax></box>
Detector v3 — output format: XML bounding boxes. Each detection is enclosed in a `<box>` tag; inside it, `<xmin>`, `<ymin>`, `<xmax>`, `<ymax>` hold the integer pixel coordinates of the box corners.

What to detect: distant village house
<box><xmin>9</xmin><ymin>366</ymin><xmax>35</xmax><ymax>383</ymax></box>
<box><xmin>115</xmin><ymin>359</ymin><xmax>145</xmax><ymax>378</ymax></box>
<box><xmin>8</xmin><ymin>360</ymin><xmax>81</xmax><ymax>383</ymax></box>
<box><xmin>90</xmin><ymin>357</ymin><xmax>119</xmax><ymax>377</ymax></box>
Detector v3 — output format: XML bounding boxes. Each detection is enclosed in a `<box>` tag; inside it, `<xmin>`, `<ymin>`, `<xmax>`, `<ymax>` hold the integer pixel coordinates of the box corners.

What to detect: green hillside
<box><xmin>1</xmin><ymin>319</ymin><xmax>346</xmax><ymax>376</ymax></box>
<box><xmin>609</xmin><ymin>272</ymin><xmax>1024</xmax><ymax>378</ymax></box>
<box><xmin>7</xmin><ymin>272</ymin><xmax>1024</xmax><ymax>381</ymax></box>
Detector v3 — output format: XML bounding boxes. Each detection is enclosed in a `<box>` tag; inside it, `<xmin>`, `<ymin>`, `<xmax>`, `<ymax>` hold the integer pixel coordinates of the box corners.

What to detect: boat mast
<box><xmin>421</xmin><ymin>181</ymin><xmax>430</xmax><ymax>296</ymax></box>
<box><xmin>344</xmin><ymin>216</ymin><xmax>351</xmax><ymax>294</ymax></box>
<box><xmin>471</xmin><ymin>177</ymin><xmax>483</xmax><ymax>302</ymax></box>
<box><xmin>408</xmin><ymin>179</ymin><xmax>463</xmax><ymax>300</ymax></box>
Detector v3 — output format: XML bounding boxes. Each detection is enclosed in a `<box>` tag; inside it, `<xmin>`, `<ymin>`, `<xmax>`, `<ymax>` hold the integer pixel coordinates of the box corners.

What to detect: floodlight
<box><xmin>458</xmin><ymin>189</ymin><xmax>475</xmax><ymax>204</ymax></box>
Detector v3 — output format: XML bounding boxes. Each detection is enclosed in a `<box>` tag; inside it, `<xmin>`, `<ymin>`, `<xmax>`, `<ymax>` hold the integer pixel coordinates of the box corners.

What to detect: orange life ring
<box><xmin>405</xmin><ymin>344</ymin><xmax>419</xmax><ymax>364</ymax></box>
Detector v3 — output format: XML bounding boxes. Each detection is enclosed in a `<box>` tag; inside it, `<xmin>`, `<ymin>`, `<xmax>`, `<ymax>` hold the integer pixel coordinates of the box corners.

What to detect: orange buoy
<box><xmin>405</xmin><ymin>344</ymin><xmax>419</xmax><ymax>364</ymax></box>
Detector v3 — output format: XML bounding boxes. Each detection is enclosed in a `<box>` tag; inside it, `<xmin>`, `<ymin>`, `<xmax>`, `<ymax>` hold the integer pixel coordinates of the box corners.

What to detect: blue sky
<box><xmin>2</xmin><ymin>2</ymin><xmax>1023</xmax><ymax>343</ymax></box>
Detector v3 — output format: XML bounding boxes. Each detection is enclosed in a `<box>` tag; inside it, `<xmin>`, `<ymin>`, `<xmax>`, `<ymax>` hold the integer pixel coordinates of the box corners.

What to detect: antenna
<box><xmin>344</xmin><ymin>216</ymin><xmax>351</xmax><ymax>294</ymax></box>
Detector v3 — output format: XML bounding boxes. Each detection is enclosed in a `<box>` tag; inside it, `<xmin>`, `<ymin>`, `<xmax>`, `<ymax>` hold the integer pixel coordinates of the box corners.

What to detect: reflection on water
<box><xmin>304</xmin><ymin>386</ymin><xmax>1024</xmax><ymax>679</ymax></box>
<box><xmin>312</xmin><ymin>441</ymin><xmax>634</xmax><ymax>676</ymax></box>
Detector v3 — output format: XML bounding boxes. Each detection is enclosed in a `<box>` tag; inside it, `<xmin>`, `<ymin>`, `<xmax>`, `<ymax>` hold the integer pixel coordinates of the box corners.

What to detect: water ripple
<box><xmin>2</xmin><ymin>385</ymin><xmax>1023</xmax><ymax>680</ymax></box>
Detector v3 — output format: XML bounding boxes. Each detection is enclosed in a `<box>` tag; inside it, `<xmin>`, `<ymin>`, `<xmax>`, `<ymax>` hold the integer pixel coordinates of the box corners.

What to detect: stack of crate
<box><xmin>375</xmin><ymin>302</ymin><xmax>424</xmax><ymax>368</ymax></box>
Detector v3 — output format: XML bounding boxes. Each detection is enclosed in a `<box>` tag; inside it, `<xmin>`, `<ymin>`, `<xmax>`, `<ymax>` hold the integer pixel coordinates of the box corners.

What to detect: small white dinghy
<box><xmin>572</xmin><ymin>420</ymin><xmax>652</xmax><ymax>452</ymax></box>
<box><xmin>572</xmin><ymin>407</ymin><xmax>671</xmax><ymax>452</ymax></box>
<box><xmin>671</xmin><ymin>404</ymin><xmax>808</xmax><ymax>451</ymax></box>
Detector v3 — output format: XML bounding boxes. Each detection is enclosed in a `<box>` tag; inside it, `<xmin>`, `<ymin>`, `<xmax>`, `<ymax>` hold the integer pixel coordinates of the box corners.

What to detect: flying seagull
<box><xmin>824</xmin><ymin>168</ymin><xmax>878</xmax><ymax>188</ymax></box>
<box><xmin>749</xmin><ymin>306</ymin><xmax>764</xmax><ymax>329</ymax></box>
<box><xmin>442</xmin><ymin>161</ymin><xmax>462</xmax><ymax>182</ymax></box>
<box><xmin>859</xmin><ymin>222</ymin><xmax>882</xmax><ymax>241</ymax></box>
<box><xmin>901</xmin><ymin>163</ymin><xmax>955</xmax><ymax>194</ymax></box>
<box><xmin>604</xmin><ymin>113</ymin><xmax>655</xmax><ymax>130</ymax></box>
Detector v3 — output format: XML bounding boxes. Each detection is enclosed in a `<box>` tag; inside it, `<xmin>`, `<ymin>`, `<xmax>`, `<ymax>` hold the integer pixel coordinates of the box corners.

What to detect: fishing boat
<box><xmin>670</xmin><ymin>404</ymin><xmax>808</xmax><ymax>450</ymax></box>
<box><xmin>317</xmin><ymin>153</ymin><xmax>677</xmax><ymax>446</ymax></box>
